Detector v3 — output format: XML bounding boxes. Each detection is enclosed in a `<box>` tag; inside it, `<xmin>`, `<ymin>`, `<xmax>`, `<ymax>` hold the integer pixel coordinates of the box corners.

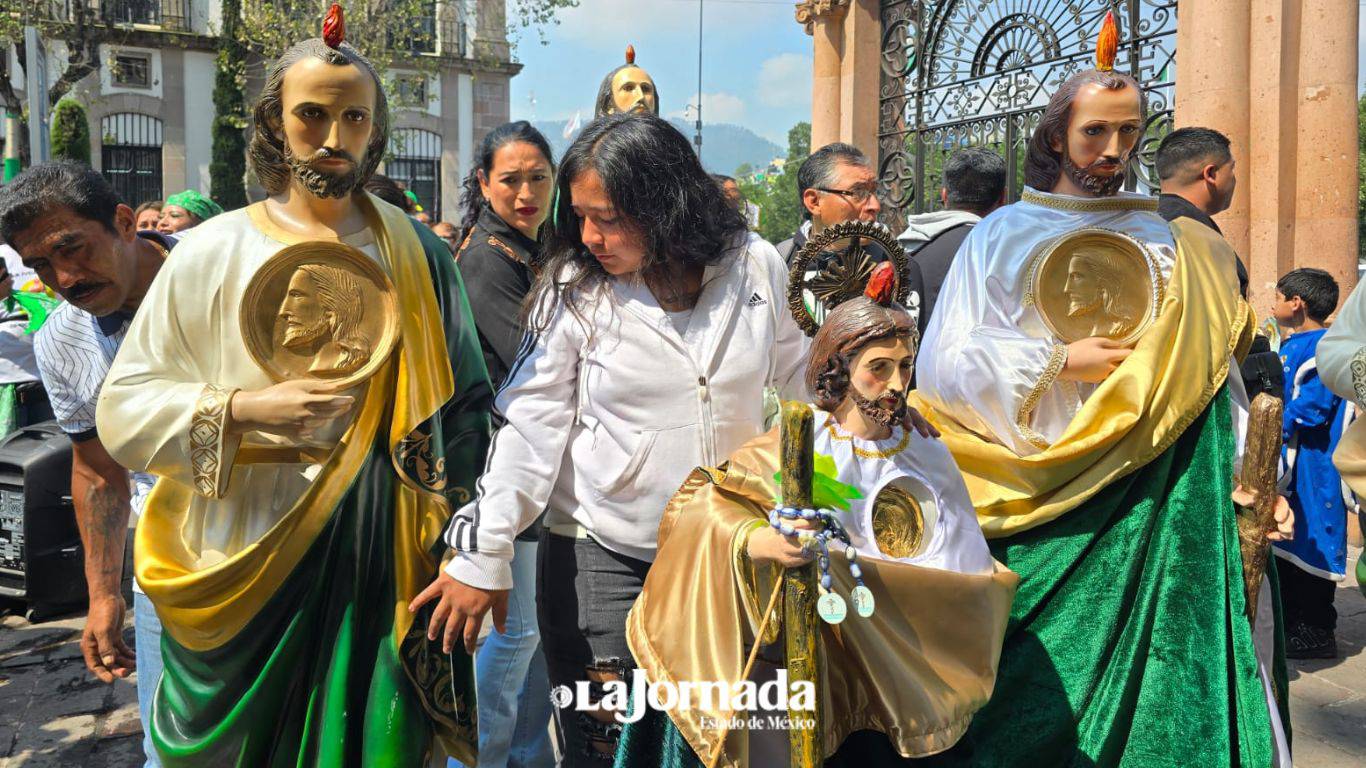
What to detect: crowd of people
<box><xmin>0</xmin><ymin>11</ymin><xmax>1361</xmax><ymax>768</ymax></box>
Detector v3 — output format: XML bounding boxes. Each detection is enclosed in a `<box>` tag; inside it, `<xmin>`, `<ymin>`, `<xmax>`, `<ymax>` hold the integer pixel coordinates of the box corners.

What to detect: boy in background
<box><xmin>1271</xmin><ymin>267</ymin><xmax>1349</xmax><ymax>658</ymax></box>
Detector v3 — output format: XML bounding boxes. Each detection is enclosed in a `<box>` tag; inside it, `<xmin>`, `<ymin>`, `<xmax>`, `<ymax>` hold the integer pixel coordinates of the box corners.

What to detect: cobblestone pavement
<box><xmin>3</xmin><ymin>549</ymin><xmax>1364</xmax><ymax>767</ymax></box>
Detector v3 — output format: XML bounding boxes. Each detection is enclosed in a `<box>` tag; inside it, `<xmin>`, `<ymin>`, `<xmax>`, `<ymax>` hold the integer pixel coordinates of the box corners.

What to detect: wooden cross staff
<box><xmin>1238</xmin><ymin>392</ymin><xmax>1285</xmax><ymax>624</ymax></box>
<box><xmin>704</xmin><ymin>401</ymin><xmax>823</xmax><ymax>768</ymax></box>
<box><xmin>780</xmin><ymin>401</ymin><xmax>824</xmax><ymax>767</ymax></box>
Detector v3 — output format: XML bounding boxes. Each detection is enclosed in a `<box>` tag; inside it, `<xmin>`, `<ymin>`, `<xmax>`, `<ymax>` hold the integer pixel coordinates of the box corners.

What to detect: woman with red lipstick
<box><xmin>448</xmin><ymin>120</ymin><xmax>558</xmax><ymax>768</ymax></box>
<box><xmin>414</xmin><ymin>113</ymin><xmax>812</xmax><ymax>765</ymax></box>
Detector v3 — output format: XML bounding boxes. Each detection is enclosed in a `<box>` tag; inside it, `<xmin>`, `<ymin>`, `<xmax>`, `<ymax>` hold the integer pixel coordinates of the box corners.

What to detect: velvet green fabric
<box><xmin>148</xmin><ymin>227</ymin><xmax>491</xmax><ymax>766</ymax></box>
<box><xmin>616</xmin><ymin>389</ymin><xmax>1289</xmax><ymax>768</ymax></box>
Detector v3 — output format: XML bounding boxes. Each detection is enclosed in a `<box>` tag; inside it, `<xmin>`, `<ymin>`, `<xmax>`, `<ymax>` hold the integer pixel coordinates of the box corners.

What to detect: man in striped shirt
<box><xmin>0</xmin><ymin>162</ymin><xmax>175</xmax><ymax>768</ymax></box>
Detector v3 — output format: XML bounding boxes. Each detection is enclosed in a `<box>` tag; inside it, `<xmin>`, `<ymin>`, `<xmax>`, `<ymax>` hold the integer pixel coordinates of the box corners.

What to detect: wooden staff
<box><xmin>780</xmin><ymin>401</ymin><xmax>823</xmax><ymax>767</ymax></box>
<box><xmin>1237</xmin><ymin>392</ymin><xmax>1284</xmax><ymax>623</ymax></box>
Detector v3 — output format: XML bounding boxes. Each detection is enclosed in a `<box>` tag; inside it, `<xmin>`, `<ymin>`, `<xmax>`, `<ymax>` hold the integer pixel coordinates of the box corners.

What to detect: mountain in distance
<box><xmin>532</xmin><ymin>118</ymin><xmax>782</xmax><ymax>177</ymax></box>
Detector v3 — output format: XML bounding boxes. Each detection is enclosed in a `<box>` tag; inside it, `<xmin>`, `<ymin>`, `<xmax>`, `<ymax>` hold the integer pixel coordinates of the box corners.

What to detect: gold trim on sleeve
<box><xmin>1016</xmin><ymin>343</ymin><xmax>1069</xmax><ymax>450</ymax></box>
<box><xmin>190</xmin><ymin>384</ymin><xmax>237</xmax><ymax>499</ymax></box>
<box><xmin>1349</xmin><ymin>346</ymin><xmax>1366</xmax><ymax>408</ymax></box>
<box><xmin>1021</xmin><ymin>189</ymin><xmax>1159</xmax><ymax>213</ymax></box>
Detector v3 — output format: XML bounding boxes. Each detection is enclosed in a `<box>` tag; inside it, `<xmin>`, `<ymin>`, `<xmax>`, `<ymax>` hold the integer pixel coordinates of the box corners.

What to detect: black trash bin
<box><xmin>0</xmin><ymin>420</ymin><xmax>83</xmax><ymax>620</ymax></box>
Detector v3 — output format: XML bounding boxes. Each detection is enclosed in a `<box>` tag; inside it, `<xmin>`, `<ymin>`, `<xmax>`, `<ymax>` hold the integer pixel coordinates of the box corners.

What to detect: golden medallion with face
<box><xmin>241</xmin><ymin>242</ymin><xmax>399</xmax><ymax>388</ymax></box>
<box><xmin>870</xmin><ymin>482</ymin><xmax>928</xmax><ymax>560</ymax></box>
<box><xmin>1026</xmin><ymin>227</ymin><xmax>1163</xmax><ymax>345</ymax></box>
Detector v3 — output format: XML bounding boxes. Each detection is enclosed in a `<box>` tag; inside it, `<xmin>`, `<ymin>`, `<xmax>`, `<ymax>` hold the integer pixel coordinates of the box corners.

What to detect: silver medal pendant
<box><xmin>851</xmin><ymin>585</ymin><xmax>875</xmax><ymax>618</ymax></box>
<box><xmin>817</xmin><ymin>590</ymin><xmax>847</xmax><ymax>624</ymax></box>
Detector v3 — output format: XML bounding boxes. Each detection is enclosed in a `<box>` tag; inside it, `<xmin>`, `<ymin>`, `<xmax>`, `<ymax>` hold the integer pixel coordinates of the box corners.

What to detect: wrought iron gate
<box><xmin>877</xmin><ymin>0</ymin><xmax>1177</xmax><ymax>226</ymax></box>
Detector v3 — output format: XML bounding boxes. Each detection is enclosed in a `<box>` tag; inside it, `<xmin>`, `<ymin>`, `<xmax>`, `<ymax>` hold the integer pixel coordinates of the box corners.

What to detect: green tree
<box><xmin>741</xmin><ymin>122</ymin><xmax>811</xmax><ymax>243</ymax></box>
<box><xmin>49</xmin><ymin>98</ymin><xmax>90</xmax><ymax>164</ymax></box>
<box><xmin>210</xmin><ymin>0</ymin><xmax>248</xmax><ymax>209</ymax></box>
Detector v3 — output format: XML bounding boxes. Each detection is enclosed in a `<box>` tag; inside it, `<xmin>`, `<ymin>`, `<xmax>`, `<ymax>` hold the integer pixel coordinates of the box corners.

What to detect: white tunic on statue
<box><xmin>811</xmin><ymin>409</ymin><xmax>995</xmax><ymax>576</ymax></box>
<box><xmin>95</xmin><ymin>209</ymin><xmax>378</xmax><ymax>569</ymax></box>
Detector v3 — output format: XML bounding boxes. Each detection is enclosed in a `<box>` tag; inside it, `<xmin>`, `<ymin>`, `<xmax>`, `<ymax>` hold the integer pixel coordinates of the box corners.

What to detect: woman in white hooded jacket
<box><xmin>411</xmin><ymin>114</ymin><xmax>810</xmax><ymax>764</ymax></box>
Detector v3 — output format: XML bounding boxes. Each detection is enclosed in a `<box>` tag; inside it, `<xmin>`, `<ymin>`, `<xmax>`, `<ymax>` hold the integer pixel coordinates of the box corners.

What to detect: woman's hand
<box><xmin>408</xmin><ymin>571</ymin><xmax>510</xmax><ymax>655</ymax></box>
<box><xmin>747</xmin><ymin>519</ymin><xmax>818</xmax><ymax>568</ymax></box>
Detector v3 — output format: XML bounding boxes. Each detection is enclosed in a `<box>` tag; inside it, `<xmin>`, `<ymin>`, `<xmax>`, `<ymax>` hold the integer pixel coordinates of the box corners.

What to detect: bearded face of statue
<box><xmin>846</xmin><ymin>336</ymin><xmax>915</xmax><ymax>429</ymax></box>
<box><xmin>609</xmin><ymin>66</ymin><xmax>658</xmax><ymax>115</ymax></box>
<box><xmin>1055</xmin><ymin>82</ymin><xmax>1143</xmax><ymax>197</ymax></box>
<box><xmin>279</xmin><ymin>271</ymin><xmax>331</xmax><ymax>348</ymax></box>
<box><xmin>278</xmin><ymin>56</ymin><xmax>377</xmax><ymax>199</ymax></box>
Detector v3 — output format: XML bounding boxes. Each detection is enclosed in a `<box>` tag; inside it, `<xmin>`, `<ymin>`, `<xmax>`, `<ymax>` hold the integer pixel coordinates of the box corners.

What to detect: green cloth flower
<box><xmin>164</xmin><ymin>189</ymin><xmax>224</xmax><ymax>222</ymax></box>
<box><xmin>774</xmin><ymin>452</ymin><xmax>864</xmax><ymax>511</ymax></box>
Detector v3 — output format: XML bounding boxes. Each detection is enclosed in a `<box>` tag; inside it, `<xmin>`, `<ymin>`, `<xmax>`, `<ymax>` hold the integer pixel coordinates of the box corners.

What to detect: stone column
<box><xmin>1176</xmin><ymin>0</ymin><xmax>1359</xmax><ymax>313</ymax></box>
<box><xmin>1292</xmin><ymin>0</ymin><xmax>1360</xmax><ymax>301</ymax></box>
<box><xmin>838</xmin><ymin>0</ymin><xmax>879</xmax><ymax>155</ymax></box>
<box><xmin>797</xmin><ymin>0</ymin><xmax>849</xmax><ymax>150</ymax></box>
<box><xmin>472</xmin><ymin>0</ymin><xmax>511</xmax><ymax>63</ymax></box>
<box><xmin>1174</xmin><ymin>0</ymin><xmax>1251</xmax><ymax>259</ymax></box>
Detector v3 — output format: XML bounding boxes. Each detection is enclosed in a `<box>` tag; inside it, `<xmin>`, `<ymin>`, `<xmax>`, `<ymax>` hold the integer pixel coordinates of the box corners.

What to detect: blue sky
<box><xmin>508</xmin><ymin>0</ymin><xmax>812</xmax><ymax>147</ymax></box>
<box><xmin>510</xmin><ymin>2</ymin><xmax>1366</xmax><ymax>147</ymax></box>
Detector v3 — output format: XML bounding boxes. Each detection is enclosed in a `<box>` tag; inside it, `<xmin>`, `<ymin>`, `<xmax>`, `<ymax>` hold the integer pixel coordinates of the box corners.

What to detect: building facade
<box><xmin>5</xmin><ymin>0</ymin><xmax>519</xmax><ymax>222</ymax></box>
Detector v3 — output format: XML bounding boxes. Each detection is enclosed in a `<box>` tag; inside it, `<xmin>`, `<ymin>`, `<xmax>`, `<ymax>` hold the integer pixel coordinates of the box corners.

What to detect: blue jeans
<box><xmin>452</xmin><ymin>539</ymin><xmax>555</xmax><ymax>768</ymax></box>
<box><xmin>132</xmin><ymin>591</ymin><xmax>163</xmax><ymax>768</ymax></box>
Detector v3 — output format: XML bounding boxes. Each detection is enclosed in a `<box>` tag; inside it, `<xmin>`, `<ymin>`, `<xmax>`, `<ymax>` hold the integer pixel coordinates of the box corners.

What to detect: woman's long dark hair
<box><xmin>458</xmin><ymin>120</ymin><xmax>556</xmax><ymax>235</ymax></box>
<box><xmin>529</xmin><ymin>113</ymin><xmax>747</xmax><ymax>332</ymax></box>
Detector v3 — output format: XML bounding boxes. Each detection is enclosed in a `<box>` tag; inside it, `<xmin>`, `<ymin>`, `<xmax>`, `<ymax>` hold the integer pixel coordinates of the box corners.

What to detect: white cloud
<box><xmin>757</xmin><ymin>53</ymin><xmax>812</xmax><ymax>108</ymax></box>
<box><xmin>546</xmin><ymin>0</ymin><xmax>777</xmax><ymax>48</ymax></box>
<box><xmin>668</xmin><ymin>92</ymin><xmax>747</xmax><ymax>125</ymax></box>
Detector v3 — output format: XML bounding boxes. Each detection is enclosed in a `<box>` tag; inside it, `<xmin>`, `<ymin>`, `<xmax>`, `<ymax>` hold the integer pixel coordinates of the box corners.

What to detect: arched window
<box><xmin>388</xmin><ymin>129</ymin><xmax>442</xmax><ymax>220</ymax></box>
<box><xmin>100</xmin><ymin>113</ymin><xmax>163</xmax><ymax>205</ymax></box>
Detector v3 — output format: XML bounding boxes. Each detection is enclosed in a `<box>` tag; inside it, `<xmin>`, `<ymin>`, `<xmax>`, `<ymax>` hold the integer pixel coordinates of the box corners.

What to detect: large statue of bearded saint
<box><xmin>95</xmin><ymin>4</ymin><xmax>492</xmax><ymax>764</ymax></box>
<box><xmin>910</xmin><ymin>13</ymin><xmax>1296</xmax><ymax>768</ymax></box>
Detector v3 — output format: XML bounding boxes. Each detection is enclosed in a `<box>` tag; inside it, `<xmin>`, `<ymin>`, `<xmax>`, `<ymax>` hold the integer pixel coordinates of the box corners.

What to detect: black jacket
<box><xmin>455</xmin><ymin>207</ymin><xmax>544</xmax><ymax>540</ymax></box>
<box><xmin>456</xmin><ymin>207</ymin><xmax>539</xmax><ymax>392</ymax></box>
<box><xmin>909</xmin><ymin>221</ymin><xmax>973</xmax><ymax>336</ymax></box>
<box><xmin>1156</xmin><ymin>194</ymin><xmax>1281</xmax><ymax>399</ymax></box>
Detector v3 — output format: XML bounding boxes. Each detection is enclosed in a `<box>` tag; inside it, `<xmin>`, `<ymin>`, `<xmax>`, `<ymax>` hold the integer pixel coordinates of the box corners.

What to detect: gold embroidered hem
<box><xmin>189</xmin><ymin>384</ymin><xmax>237</xmax><ymax>499</ymax></box>
<box><xmin>911</xmin><ymin>217</ymin><xmax>1255</xmax><ymax>537</ymax></box>
<box><xmin>1016</xmin><ymin>344</ymin><xmax>1069</xmax><ymax>451</ymax></box>
<box><xmin>1021</xmin><ymin>188</ymin><xmax>1159</xmax><ymax>213</ymax></box>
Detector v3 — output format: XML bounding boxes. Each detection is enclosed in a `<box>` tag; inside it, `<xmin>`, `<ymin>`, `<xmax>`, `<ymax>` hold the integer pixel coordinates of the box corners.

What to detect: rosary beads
<box><xmin>767</xmin><ymin>506</ymin><xmax>876</xmax><ymax>623</ymax></box>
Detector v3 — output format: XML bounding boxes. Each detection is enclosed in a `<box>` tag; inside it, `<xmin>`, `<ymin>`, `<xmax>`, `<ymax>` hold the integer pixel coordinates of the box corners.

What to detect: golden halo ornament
<box><xmin>241</xmin><ymin>241</ymin><xmax>400</xmax><ymax>389</ymax></box>
<box><xmin>1025</xmin><ymin>227</ymin><xmax>1164</xmax><ymax>345</ymax></box>
<box><xmin>787</xmin><ymin>219</ymin><xmax>909</xmax><ymax>337</ymax></box>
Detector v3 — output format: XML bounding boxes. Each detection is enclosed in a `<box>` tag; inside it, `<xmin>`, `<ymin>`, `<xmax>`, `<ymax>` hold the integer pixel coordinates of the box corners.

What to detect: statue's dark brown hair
<box><xmin>249</xmin><ymin>38</ymin><xmax>390</xmax><ymax>196</ymax></box>
<box><xmin>805</xmin><ymin>298</ymin><xmax>918</xmax><ymax>412</ymax></box>
<box><xmin>1024</xmin><ymin>68</ymin><xmax>1144</xmax><ymax>192</ymax></box>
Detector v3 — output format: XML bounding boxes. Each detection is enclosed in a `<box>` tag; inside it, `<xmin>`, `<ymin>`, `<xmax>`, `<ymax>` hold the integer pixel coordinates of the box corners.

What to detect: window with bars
<box><xmin>388</xmin><ymin>129</ymin><xmax>443</xmax><ymax>221</ymax></box>
<box><xmin>100</xmin><ymin>113</ymin><xmax>163</xmax><ymax>205</ymax></box>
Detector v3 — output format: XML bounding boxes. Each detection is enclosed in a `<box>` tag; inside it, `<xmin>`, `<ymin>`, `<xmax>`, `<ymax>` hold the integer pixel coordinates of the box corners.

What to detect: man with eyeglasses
<box><xmin>775</xmin><ymin>142</ymin><xmax>883</xmax><ymax>267</ymax></box>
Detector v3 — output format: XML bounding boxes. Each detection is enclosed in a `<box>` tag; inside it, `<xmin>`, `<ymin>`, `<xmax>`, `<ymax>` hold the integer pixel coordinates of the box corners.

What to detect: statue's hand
<box><xmin>747</xmin><ymin>521</ymin><xmax>818</xmax><ymax>569</ymax></box>
<box><xmin>228</xmin><ymin>379</ymin><xmax>354</xmax><ymax>440</ymax></box>
<box><xmin>408</xmin><ymin>571</ymin><xmax>509</xmax><ymax>655</ymax></box>
<box><xmin>1060</xmin><ymin>336</ymin><xmax>1132</xmax><ymax>384</ymax></box>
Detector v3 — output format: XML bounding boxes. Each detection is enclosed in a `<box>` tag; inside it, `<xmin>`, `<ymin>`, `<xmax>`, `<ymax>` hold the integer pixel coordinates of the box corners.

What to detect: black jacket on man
<box><xmin>1157</xmin><ymin>193</ymin><xmax>1282</xmax><ymax>400</ymax></box>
